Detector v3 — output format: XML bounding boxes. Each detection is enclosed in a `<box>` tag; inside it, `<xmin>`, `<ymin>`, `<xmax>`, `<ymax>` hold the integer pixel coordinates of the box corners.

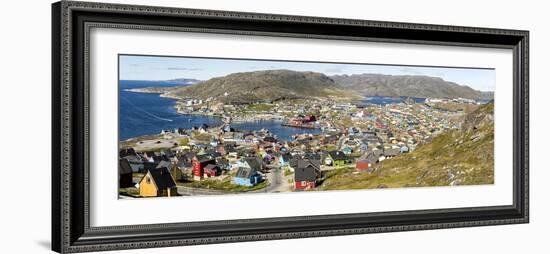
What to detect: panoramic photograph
<box><xmin>117</xmin><ymin>55</ymin><xmax>495</xmax><ymax>198</ymax></box>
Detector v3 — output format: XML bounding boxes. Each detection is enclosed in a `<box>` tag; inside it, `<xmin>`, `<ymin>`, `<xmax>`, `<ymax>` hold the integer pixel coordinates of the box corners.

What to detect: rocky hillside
<box><xmin>319</xmin><ymin>103</ymin><xmax>495</xmax><ymax>190</ymax></box>
<box><xmin>331</xmin><ymin>74</ymin><xmax>493</xmax><ymax>100</ymax></box>
<box><xmin>162</xmin><ymin>70</ymin><xmax>361</xmax><ymax>104</ymax></box>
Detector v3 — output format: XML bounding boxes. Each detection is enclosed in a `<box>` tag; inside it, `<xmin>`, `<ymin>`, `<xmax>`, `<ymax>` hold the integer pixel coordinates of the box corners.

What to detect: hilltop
<box><xmin>161</xmin><ymin>70</ymin><xmax>362</xmax><ymax>104</ymax></box>
<box><xmin>319</xmin><ymin>103</ymin><xmax>495</xmax><ymax>190</ymax></box>
<box><xmin>129</xmin><ymin>71</ymin><xmax>494</xmax><ymax>104</ymax></box>
<box><xmin>331</xmin><ymin>74</ymin><xmax>493</xmax><ymax>100</ymax></box>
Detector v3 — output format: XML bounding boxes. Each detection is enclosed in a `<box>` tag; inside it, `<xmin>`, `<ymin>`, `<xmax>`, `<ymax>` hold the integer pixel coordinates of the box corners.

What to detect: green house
<box><xmin>325</xmin><ymin>151</ymin><xmax>351</xmax><ymax>166</ymax></box>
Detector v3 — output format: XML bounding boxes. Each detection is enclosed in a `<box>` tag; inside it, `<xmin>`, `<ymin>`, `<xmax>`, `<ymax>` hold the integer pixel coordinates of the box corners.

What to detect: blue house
<box><xmin>342</xmin><ymin>146</ymin><xmax>353</xmax><ymax>155</ymax></box>
<box><xmin>233</xmin><ymin>167</ymin><xmax>263</xmax><ymax>186</ymax></box>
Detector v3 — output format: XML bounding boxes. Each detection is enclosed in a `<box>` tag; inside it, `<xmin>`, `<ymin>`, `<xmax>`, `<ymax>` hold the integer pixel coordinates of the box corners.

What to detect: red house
<box><xmin>204</xmin><ymin>164</ymin><xmax>221</xmax><ymax>177</ymax></box>
<box><xmin>294</xmin><ymin>159</ymin><xmax>321</xmax><ymax>191</ymax></box>
<box><xmin>356</xmin><ymin>160</ymin><xmax>370</xmax><ymax>171</ymax></box>
<box><xmin>356</xmin><ymin>153</ymin><xmax>378</xmax><ymax>173</ymax></box>
<box><xmin>192</xmin><ymin>155</ymin><xmax>216</xmax><ymax>181</ymax></box>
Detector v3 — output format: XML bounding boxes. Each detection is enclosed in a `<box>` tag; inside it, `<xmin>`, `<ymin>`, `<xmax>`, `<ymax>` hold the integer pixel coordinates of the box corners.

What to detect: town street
<box><xmin>264</xmin><ymin>166</ymin><xmax>291</xmax><ymax>193</ymax></box>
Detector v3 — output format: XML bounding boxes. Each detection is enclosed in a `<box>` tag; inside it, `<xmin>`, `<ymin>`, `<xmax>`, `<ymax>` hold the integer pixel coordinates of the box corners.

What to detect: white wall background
<box><xmin>0</xmin><ymin>0</ymin><xmax>546</xmax><ymax>253</ymax></box>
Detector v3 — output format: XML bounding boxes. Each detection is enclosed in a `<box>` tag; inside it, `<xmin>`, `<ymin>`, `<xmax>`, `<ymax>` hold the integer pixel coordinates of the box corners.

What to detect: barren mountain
<box><xmin>163</xmin><ymin>69</ymin><xmax>361</xmax><ymax>104</ymax></box>
<box><xmin>331</xmin><ymin>74</ymin><xmax>493</xmax><ymax>100</ymax></box>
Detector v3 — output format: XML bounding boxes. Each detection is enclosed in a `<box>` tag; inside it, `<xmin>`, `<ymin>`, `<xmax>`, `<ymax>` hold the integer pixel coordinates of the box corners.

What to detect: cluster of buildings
<box><xmin>119</xmin><ymin>97</ymin><xmax>467</xmax><ymax>197</ymax></box>
<box><xmin>426</xmin><ymin>97</ymin><xmax>484</xmax><ymax>105</ymax></box>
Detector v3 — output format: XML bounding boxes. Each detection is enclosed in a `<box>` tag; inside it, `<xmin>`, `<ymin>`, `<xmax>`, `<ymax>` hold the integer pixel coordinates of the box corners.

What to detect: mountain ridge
<box><xmin>129</xmin><ymin>70</ymin><xmax>494</xmax><ymax>103</ymax></box>
<box><xmin>162</xmin><ymin>69</ymin><xmax>361</xmax><ymax>104</ymax></box>
<box><xmin>331</xmin><ymin>73</ymin><xmax>493</xmax><ymax>100</ymax></box>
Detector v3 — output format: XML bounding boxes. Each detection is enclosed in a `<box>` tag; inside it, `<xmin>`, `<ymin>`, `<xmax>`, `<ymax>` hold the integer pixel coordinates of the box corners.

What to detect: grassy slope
<box><xmin>318</xmin><ymin>104</ymin><xmax>494</xmax><ymax>190</ymax></box>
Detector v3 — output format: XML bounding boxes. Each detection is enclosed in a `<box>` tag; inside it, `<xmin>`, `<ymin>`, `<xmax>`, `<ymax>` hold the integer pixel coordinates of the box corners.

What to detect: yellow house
<box><xmin>139</xmin><ymin>167</ymin><xmax>178</xmax><ymax>197</ymax></box>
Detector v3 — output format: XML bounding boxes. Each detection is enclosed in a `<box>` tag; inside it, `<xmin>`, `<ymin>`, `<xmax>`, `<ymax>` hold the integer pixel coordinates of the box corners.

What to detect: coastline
<box><xmin>121</xmin><ymin>89</ymin><xmax>306</xmax><ymax>143</ymax></box>
<box><xmin>129</xmin><ymin>88</ymin><xmax>293</xmax><ymax>122</ymax></box>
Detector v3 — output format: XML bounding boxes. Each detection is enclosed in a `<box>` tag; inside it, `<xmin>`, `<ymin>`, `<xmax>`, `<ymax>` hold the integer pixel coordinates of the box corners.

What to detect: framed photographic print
<box><xmin>51</xmin><ymin>1</ymin><xmax>529</xmax><ymax>253</ymax></box>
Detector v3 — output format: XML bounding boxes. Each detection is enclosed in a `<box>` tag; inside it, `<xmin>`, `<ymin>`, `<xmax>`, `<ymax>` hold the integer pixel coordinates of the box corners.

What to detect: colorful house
<box><xmin>139</xmin><ymin>167</ymin><xmax>177</xmax><ymax>197</ymax></box>
<box><xmin>233</xmin><ymin>167</ymin><xmax>263</xmax><ymax>186</ymax></box>
<box><xmin>342</xmin><ymin>146</ymin><xmax>353</xmax><ymax>155</ymax></box>
<box><xmin>355</xmin><ymin>160</ymin><xmax>370</xmax><ymax>171</ymax></box>
<box><xmin>204</xmin><ymin>164</ymin><xmax>221</xmax><ymax>177</ymax></box>
<box><xmin>325</xmin><ymin>151</ymin><xmax>351</xmax><ymax>166</ymax></box>
<box><xmin>294</xmin><ymin>159</ymin><xmax>321</xmax><ymax>190</ymax></box>
<box><xmin>192</xmin><ymin>155</ymin><xmax>216</xmax><ymax>181</ymax></box>
<box><xmin>356</xmin><ymin>153</ymin><xmax>377</xmax><ymax>173</ymax></box>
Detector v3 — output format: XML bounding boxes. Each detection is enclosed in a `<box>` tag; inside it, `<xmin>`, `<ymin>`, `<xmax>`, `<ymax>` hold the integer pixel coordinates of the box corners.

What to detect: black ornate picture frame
<box><xmin>51</xmin><ymin>1</ymin><xmax>529</xmax><ymax>253</ymax></box>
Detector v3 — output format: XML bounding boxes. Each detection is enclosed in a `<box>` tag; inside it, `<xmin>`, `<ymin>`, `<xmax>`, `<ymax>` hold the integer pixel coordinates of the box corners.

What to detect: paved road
<box><xmin>265</xmin><ymin>167</ymin><xmax>282</xmax><ymax>192</ymax></box>
<box><xmin>176</xmin><ymin>185</ymin><xmax>227</xmax><ymax>196</ymax></box>
<box><xmin>337</xmin><ymin>135</ymin><xmax>346</xmax><ymax>150</ymax></box>
<box><xmin>264</xmin><ymin>166</ymin><xmax>292</xmax><ymax>193</ymax></box>
<box><xmin>130</xmin><ymin>167</ymin><xmax>292</xmax><ymax>197</ymax></box>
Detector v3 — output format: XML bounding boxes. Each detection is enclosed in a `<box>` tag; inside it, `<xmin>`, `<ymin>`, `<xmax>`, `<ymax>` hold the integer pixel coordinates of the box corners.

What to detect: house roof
<box><xmin>303</xmin><ymin>152</ymin><xmax>321</xmax><ymax>161</ymax></box>
<box><xmin>297</xmin><ymin>159</ymin><xmax>321</xmax><ymax>171</ymax></box>
<box><xmin>152</xmin><ymin>155</ymin><xmax>168</xmax><ymax>162</ymax></box>
<box><xmin>146</xmin><ymin>167</ymin><xmax>176</xmax><ymax>190</ymax></box>
<box><xmin>163</xmin><ymin>149</ymin><xmax>175</xmax><ymax>157</ymax></box>
<box><xmin>295</xmin><ymin>159</ymin><xmax>321</xmax><ymax>182</ymax></box>
<box><xmin>177</xmin><ymin>160</ymin><xmax>192</xmax><ymax>169</ymax></box>
<box><xmin>245</xmin><ymin>157</ymin><xmax>263</xmax><ymax>170</ymax></box>
<box><xmin>119</xmin><ymin>158</ymin><xmax>133</xmax><ymax>175</ymax></box>
<box><xmin>201</xmin><ymin>151</ymin><xmax>222</xmax><ymax>158</ymax></box>
<box><xmin>235</xmin><ymin>167</ymin><xmax>256</xmax><ymax>179</ymax></box>
<box><xmin>181</xmin><ymin>152</ymin><xmax>197</xmax><ymax>160</ymax></box>
<box><xmin>195</xmin><ymin>154</ymin><xmax>215</xmax><ymax>163</ymax></box>
<box><xmin>372</xmin><ymin>149</ymin><xmax>384</xmax><ymax>157</ymax></box>
<box><xmin>384</xmin><ymin>148</ymin><xmax>400</xmax><ymax>156</ymax></box>
<box><xmin>119</xmin><ymin>147</ymin><xmax>136</xmax><ymax>158</ymax></box>
<box><xmin>123</xmin><ymin>155</ymin><xmax>143</xmax><ymax>164</ymax></box>
<box><xmin>365</xmin><ymin>153</ymin><xmax>378</xmax><ymax>164</ymax></box>
<box><xmin>156</xmin><ymin>160</ymin><xmax>174</xmax><ymax>169</ymax></box>
<box><xmin>204</xmin><ymin>164</ymin><xmax>219</xmax><ymax>170</ymax></box>
<box><xmin>328</xmin><ymin>151</ymin><xmax>348</xmax><ymax>161</ymax></box>
<box><xmin>289</xmin><ymin>158</ymin><xmax>299</xmax><ymax>168</ymax></box>
<box><xmin>216</xmin><ymin>157</ymin><xmax>229</xmax><ymax>165</ymax></box>
<box><xmin>281</xmin><ymin>153</ymin><xmax>292</xmax><ymax>162</ymax></box>
<box><xmin>143</xmin><ymin>162</ymin><xmax>158</xmax><ymax>171</ymax></box>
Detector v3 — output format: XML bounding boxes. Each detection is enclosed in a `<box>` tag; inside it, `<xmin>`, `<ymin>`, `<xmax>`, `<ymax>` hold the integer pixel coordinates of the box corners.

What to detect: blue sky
<box><xmin>119</xmin><ymin>55</ymin><xmax>495</xmax><ymax>92</ymax></box>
